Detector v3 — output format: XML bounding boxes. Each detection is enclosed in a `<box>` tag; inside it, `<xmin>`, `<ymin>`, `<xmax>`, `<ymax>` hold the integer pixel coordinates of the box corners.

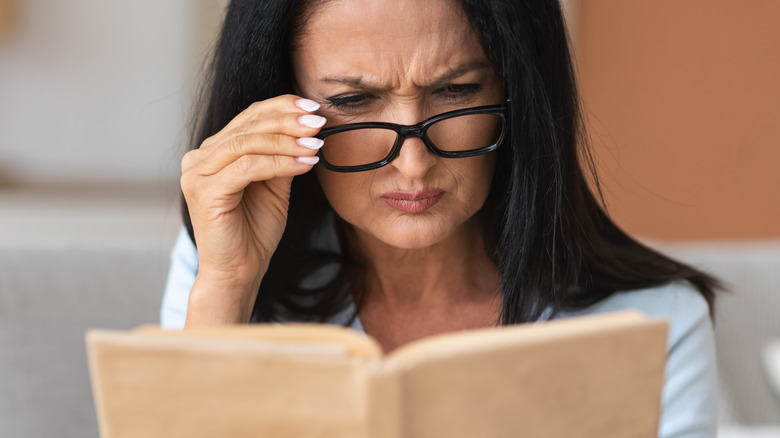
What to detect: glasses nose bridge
<box><xmin>397</xmin><ymin>123</ymin><xmax>426</xmax><ymax>141</ymax></box>
<box><xmin>394</xmin><ymin>122</ymin><xmax>431</xmax><ymax>154</ymax></box>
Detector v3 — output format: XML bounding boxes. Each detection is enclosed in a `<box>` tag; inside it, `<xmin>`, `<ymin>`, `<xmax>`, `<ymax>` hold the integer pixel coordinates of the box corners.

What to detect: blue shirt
<box><xmin>161</xmin><ymin>227</ymin><xmax>718</xmax><ymax>437</ymax></box>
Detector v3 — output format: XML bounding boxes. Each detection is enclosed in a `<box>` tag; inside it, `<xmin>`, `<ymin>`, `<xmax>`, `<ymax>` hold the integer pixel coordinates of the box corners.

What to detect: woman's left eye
<box><xmin>326</xmin><ymin>93</ymin><xmax>375</xmax><ymax>111</ymax></box>
<box><xmin>438</xmin><ymin>83</ymin><xmax>484</xmax><ymax>100</ymax></box>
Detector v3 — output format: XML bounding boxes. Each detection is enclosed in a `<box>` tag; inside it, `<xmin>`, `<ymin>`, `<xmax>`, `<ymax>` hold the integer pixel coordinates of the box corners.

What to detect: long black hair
<box><xmin>182</xmin><ymin>0</ymin><xmax>718</xmax><ymax>324</ymax></box>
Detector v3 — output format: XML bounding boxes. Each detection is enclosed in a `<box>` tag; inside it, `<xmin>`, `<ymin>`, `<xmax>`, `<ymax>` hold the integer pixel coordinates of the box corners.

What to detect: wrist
<box><xmin>185</xmin><ymin>267</ymin><xmax>265</xmax><ymax>326</ymax></box>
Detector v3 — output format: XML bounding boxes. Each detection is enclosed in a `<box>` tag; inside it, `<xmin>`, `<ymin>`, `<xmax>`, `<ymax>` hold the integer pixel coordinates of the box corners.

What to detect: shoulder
<box><xmin>557</xmin><ymin>282</ymin><xmax>715</xmax><ymax>380</ymax></box>
<box><xmin>559</xmin><ymin>281</ymin><xmax>711</xmax><ymax>348</ymax></box>
<box><xmin>559</xmin><ymin>282</ymin><xmax>717</xmax><ymax>437</ymax></box>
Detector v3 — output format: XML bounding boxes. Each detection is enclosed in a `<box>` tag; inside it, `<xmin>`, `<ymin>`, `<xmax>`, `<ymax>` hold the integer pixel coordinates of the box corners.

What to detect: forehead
<box><xmin>293</xmin><ymin>0</ymin><xmax>489</xmax><ymax>88</ymax></box>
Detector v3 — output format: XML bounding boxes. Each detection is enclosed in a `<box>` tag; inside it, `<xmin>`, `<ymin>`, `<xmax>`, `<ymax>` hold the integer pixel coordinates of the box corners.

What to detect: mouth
<box><xmin>380</xmin><ymin>189</ymin><xmax>445</xmax><ymax>214</ymax></box>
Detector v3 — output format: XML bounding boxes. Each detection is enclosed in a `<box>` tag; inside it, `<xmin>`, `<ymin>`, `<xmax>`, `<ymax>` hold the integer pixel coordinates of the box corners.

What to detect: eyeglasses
<box><xmin>315</xmin><ymin>103</ymin><xmax>508</xmax><ymax>172</ymax></box>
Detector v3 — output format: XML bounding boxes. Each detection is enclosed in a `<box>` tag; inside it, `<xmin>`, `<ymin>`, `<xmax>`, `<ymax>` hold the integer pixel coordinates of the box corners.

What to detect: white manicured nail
<box><xmin>296</xmin><ymin>156</ymin><xmax>320</xmax><ymax>165</ymax></box>
<box><xmin>298</xmin><ymin>114</ymin><xmax>326</xmax><ymax>128</ymax></box>
<box><xmin>295</xmin><ymin>98</ymin><xmax>320</xmax><ymax>112</ymax></box>
<box><xmin>297</xmin><ymin>137</ymin><xmax>324</xmax><ymax>149</ymax></box>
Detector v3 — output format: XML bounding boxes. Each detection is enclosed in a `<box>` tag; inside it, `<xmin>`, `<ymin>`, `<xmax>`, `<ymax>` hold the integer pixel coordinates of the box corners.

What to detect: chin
<box><xmin>366</xmin><ymin>220</ymin><xmax>454</xmax><ymax>250</ymax></box>
<box><xmin>380</xmin><ymin>235</ymin><xmax>445</xmax><ymax>250</ymax></box>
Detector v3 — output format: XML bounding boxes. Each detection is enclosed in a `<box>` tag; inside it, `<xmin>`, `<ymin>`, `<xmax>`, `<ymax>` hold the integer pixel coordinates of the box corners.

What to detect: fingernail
<box><xmin>296</xmin><ymin>156</ymin><xmax>320</xmax><ymax>165</ymax></box>
<box><xmin>297</xmin><ymin>137</ymin><xmax>324</xmax><ymax>149</ymax></box>
<box><xmin>298</xmin><ymin>114</ymin><xmax>326</xmax><ymax>128</ymax></box>
<box><xmin>295</xmin><ymin>98</ymin><xmax>320</xmax><ymax>112</ymax></box>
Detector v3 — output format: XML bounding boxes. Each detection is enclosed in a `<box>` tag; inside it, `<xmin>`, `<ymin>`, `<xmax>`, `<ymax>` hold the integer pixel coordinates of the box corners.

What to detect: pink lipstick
<box><xmin>381</xmin><ymin>189</ymin><xmax>445</xmax><ymax>214</ymax></box>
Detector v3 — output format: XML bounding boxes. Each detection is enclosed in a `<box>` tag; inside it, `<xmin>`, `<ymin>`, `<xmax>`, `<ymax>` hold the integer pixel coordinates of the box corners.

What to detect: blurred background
<box><xmin>1</xmin><ymin>0</ymin><xmax>778</xmax><ymax>437</ymax></box>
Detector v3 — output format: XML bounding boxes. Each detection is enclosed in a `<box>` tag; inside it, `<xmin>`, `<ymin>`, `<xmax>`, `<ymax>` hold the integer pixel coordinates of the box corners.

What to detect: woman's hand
<box><xmin>180</xmin><ymin>95</ymin><xmax>326</xmax><ymax>325</ymax></box>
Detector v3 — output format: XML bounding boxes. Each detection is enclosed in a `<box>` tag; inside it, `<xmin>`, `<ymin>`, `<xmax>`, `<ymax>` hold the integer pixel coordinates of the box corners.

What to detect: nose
<box><xmin>386</xmin><ymin>104</ymin><xmax>437</xmax><ymax>177</ymax></box>
<box><xmin>389</xmin><ymin>134</ymin><xmax>438</xmax><ymax>178</ymax></box>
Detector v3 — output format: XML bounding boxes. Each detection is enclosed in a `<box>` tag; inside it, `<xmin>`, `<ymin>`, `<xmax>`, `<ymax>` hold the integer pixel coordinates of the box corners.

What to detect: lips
<box><xmin>381</xmin><ymin>189</ymin><xmax>445</xmax><ymax>214</ymax></box>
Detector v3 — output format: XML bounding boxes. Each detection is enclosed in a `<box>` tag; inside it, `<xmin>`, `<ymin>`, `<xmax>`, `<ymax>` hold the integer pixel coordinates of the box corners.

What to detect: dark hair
<box><xmin>182</xmin><ymin>0</ymin><xmax>718</xmax><ymax>324</ymax></box>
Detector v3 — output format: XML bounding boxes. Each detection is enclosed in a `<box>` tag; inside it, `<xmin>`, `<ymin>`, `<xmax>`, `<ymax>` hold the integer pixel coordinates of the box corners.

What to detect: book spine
<box><xmin>362</xmin><ymin>363</ymin><xmax>403</xmax><ymax>438</ymax></box>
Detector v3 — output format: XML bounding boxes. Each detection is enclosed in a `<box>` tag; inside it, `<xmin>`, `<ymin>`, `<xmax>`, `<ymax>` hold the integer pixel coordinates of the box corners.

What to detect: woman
<box><xmin>162</xmin><ymin>0</ymin><xmax>720</xmax><ymax>436</ymax></box>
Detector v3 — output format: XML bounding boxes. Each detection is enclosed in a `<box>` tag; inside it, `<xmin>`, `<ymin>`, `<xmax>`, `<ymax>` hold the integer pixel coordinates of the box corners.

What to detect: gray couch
<box><xmin>1</xmin><ymin>183</ymin><xmax>778</xmax><ymax>437</ymax></box>
<box><xmin>0</xmin><ymin>183</ymin><xmax>180</xmax><ymax>437</ymax></box>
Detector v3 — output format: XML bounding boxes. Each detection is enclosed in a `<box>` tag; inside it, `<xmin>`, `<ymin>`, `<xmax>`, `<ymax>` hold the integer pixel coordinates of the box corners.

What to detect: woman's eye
<box><xmin>441</xmin><ymin>83</ymin><xmax>483</xmax><ymax>96</ymax></box>
<box><xmin>326</xmin><ymin>94</ymin><xmax>377</xmax><ymax>111</ymax></box>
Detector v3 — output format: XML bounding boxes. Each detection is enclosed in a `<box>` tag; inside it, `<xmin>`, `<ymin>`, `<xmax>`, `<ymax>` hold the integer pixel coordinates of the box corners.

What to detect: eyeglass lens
<box><xmin>320</xmin><ymin>113</ymin><xmax>503</xmax><ymax>168</ymax></box>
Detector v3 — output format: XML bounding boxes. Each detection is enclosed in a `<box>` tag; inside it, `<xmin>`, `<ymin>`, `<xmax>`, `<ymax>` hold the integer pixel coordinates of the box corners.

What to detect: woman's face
<box><xmin>292</xmin><ymin>0</ymin><xmax>503</xmax><ymax>250</ymax></box>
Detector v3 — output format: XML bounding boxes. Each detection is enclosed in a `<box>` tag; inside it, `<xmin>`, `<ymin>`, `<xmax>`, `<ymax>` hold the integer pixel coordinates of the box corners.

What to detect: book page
<box><xmin>87</xmin><ymin>329</ymin><xmax>382</xmax><ymax>438</ymax></box>
<box><xmin>385</xmin><ymin>311</ymin><xmax>668</xmax><ymax>438</ymax></box>
<box><xmin>134</xmin><ymin>322</ymin><xmax>383</xmax><ymax>359</ymax></box>
<box><xmin>387</xmin><ymin>310</ymin><xmax>651</xmax><ymax>363</ymax></box>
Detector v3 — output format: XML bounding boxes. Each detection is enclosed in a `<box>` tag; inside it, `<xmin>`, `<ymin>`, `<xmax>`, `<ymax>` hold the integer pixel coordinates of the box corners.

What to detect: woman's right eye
<box><xmin>326</xmin><ymin>94</ymin><xmax>376</xmax><ymax>111</ymax></box>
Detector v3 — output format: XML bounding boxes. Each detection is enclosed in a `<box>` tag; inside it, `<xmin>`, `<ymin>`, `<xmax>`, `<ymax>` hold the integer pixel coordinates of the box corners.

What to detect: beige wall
<box><xmin>0</xmin><ymin>0</ymin><xmax>14</xmax><ymax>36</ymax></box>
<box><xmin>576</xmin><ymin>1</ymin><xmax>780</xmax><ymax>240</ymax></box>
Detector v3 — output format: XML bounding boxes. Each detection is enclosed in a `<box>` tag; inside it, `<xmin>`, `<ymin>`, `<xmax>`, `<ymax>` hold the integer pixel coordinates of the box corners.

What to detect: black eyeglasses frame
<box><xmin>314</xmin><ymin>103</ymin><xmax>508</xmax><ymax>172</ymax></box>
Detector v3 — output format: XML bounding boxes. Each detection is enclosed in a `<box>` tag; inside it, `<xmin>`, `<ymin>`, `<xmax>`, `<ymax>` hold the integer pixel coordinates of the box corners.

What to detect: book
<box><xmin>86</xmin><ymin>310</ymin><xmax>667</xmax><ymax>438</ymax></box>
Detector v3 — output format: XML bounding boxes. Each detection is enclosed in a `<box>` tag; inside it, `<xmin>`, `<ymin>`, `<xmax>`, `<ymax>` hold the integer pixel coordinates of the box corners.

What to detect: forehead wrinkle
<box><xmin>300</xmin><ymin>0</ymin><xmax>490</xmax><ymax>95</ymax></box>
<box><xmin>320</xmin><ymin>60</ymin><xmax>492</xmax><ymax>93</ymax></box>
<box><xmin>402</xmin><ymin>25</ymin><xmax>491</xmax><ymax>91</ymax></box>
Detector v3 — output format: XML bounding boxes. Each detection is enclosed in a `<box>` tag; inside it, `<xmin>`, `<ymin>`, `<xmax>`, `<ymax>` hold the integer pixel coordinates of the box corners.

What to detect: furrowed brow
<box><xmin>429</xmin><ymin>61</ymin><xmax>492</xmax><ymax>88</ymax></box>
<box><xmin>321</xmin><ymin>76</ymin><xmax>378</xmax><ymax>91</ymax></box>
<box><xmin>319</xmin><ymin>61</ymin><xmax>492</xmax><ymax>91</ymax></box>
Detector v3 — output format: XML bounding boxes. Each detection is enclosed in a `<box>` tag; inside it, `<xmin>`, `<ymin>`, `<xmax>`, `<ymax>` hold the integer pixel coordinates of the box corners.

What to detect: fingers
<box><xmin>181</xmin><ymin>152</ymin><xmax>318</xmax><ymax>204</ymax></box>
<box><xmin>181</xmin><ymin>94</ymin><xmax>327</xmax><ymax>211</ymax></box>
<box><xmin>212</xmin><ymin>154</ymin><xmax>317</xmax><ymax>195</ymax></box>
<box><xmin>187</xmin><ymin>131</ymin><xmax>323</xmax><ymax>176</ymax></box>
<box><xmin>186</xmin><ymin>94</ymin><xmax>327</xmax><ymax>174</ymax></box>
<box><xmin>206</xmin><ymin>94</ymin><xmax>324</xmax><ymax>148</ymax></box>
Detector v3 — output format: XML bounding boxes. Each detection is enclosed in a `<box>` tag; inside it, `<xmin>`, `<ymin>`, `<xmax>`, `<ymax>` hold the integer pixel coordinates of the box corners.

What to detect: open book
<box><xmin>86</xmin><ymin>311</ymin><xmax>667</xmax><ymax>438</ymax></box>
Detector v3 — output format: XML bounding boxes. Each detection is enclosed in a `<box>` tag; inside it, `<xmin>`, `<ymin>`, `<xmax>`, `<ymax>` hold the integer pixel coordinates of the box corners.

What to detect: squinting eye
<box><xmin>326</xmin><ymin>94</ymin><xmax>377</xmax><ymax>111</ymax></box>
<box><xmin>442</xmin><ymin>83</ymin><xmax>483</xmax><ymax>95</ymax></box>
<box><xmin>436</xmin><ymin>83</ymin><xmax>485</xmax><ymax>104</ymax></box>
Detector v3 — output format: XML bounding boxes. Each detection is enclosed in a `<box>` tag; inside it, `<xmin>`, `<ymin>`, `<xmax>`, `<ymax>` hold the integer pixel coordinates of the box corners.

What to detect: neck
<box><xmin>345</xmin><ymin>215</ymin><xmax>500</xmax><ymax>311</ymax></box>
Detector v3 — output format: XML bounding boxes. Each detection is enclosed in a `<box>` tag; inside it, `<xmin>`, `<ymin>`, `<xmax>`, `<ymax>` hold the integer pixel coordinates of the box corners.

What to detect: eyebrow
<box><xmin>320</xmin><ymin>61</ymin><xmax>492</xmax><ymax>91</ymax></box>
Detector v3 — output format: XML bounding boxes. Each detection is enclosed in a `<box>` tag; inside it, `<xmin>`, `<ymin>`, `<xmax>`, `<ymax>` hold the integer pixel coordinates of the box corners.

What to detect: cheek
<box><xmin>454</xmin><ymin>153</ymin><xmax>497</xmax><ymax>208</ymax></box>
<box><xmin>315</xmin><ymin>166</ymin><xmax>373</xmax><ymax>220</ymax></box>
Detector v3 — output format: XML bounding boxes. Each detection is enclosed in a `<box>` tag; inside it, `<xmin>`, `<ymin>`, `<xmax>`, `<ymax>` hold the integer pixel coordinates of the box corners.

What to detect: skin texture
<box><xmin>293</xmin><ymin>0</ymin><xmax>503</xmax><ymax>351</ymax></box>
<box><xmin>182</xmin><ymin>95</ymin><xmax>326</xmax><ymax>325</ymax></box>
<box><xmin>183</xmin><ymin>0</ymin><xmax>503</xmax><ymax>352</ymax></box>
